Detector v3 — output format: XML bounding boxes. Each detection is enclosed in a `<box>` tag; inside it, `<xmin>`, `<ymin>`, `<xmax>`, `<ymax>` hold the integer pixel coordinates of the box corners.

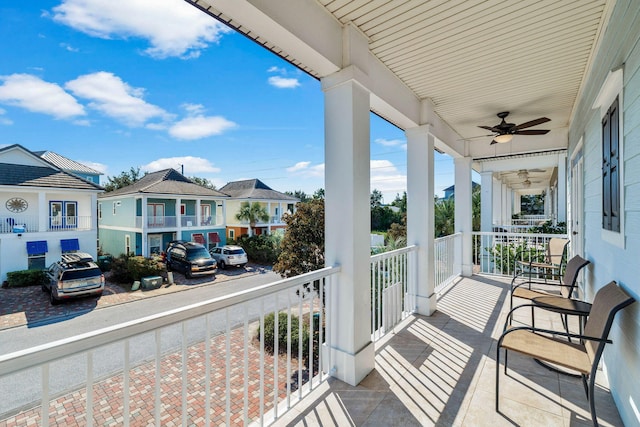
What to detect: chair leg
<box><xmin>588</xmin><ymin>374</ymin><xmax>599</xmax><ymax>427</ymax></box>
<box><xmin>496</xmin><ymin>346</ymin><xmax>501</xmax><ymax>412</ymax></box>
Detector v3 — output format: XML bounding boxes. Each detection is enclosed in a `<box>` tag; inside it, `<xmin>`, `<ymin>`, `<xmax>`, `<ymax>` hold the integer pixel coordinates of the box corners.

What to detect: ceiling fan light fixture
<box><xmin>494</xmin><ymin>134</ymin><xmax>514</xmax><ymax>143</ymax></box>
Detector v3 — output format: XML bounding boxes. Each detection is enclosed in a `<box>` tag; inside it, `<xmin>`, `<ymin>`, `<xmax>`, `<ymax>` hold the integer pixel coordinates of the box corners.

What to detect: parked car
<box><xmin>166</xmin><ymin>241</ymin><xmax>217</xmax><ymax>278</ymax></box>
<box><xmin>44</xmin><ymin>252</ymin><xmax>105</xmax><ymax>305</ymax></box>
<box><xmin>209</xmin><ymin>245</ymin><xmax>248</xmax><ymax>269</ymax></box>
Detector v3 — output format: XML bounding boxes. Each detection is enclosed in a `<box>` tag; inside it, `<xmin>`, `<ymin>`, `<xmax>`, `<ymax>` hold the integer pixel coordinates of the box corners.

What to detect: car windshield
<box><xmin>187</xmin><ymin>247</ymin><xmax>211</xmax><ymax>259</ymax></box>
<box><xmin>228</xmin><ymin>249</ymin><xmax>245</xmax><ymax>255</ymax></box>
<box><xmin>61</xmin><ymin>267</ymin><xmax>102</xmax><ymax>280</ymax></box>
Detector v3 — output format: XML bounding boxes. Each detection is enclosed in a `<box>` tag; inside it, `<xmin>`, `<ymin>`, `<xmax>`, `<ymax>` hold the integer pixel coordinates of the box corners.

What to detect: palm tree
<box><xmin>235</xmin><ymin>202</ymin><xmax>270</xmax><ymax>236</ymax></box>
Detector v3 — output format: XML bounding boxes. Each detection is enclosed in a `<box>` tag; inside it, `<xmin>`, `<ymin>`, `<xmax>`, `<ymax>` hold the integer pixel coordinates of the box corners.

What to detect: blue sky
<box><xmin>0</xmin><ymin>0</ymin><xmax>456</xmax><ymax>202</ymax></box>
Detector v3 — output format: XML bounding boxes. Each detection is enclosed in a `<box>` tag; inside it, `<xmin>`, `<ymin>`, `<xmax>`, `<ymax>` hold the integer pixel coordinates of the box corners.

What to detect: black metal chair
<box><xmin>497</xmin><ymin>281</ymin><xmax>635</xmax><ymax>426</ymax></box>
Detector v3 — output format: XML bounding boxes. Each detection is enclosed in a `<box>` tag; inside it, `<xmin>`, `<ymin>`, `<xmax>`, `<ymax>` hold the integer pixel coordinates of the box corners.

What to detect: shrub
<box><xmin>109</xmin><ymin>255</ymin><xmax>165</xmax><ymax>284</ymax></box>
<box><xmin>259</xmin><ymin>312</ymin><xmax>310</xmax><ymax>361</ymax></box>
<box><xmin>528</xmin><ymin>221</ymin><xmax>567</xmax><ymax>234</ymax></box>
<box><xmin>235</xmin><ymin>234</ymin><xmax>282</xmax><ymax>264</ymax></box>
<box><xmin>6</xmin><ymin>269</ymin><xmax>48</xmax><ymax>288</ymax></box>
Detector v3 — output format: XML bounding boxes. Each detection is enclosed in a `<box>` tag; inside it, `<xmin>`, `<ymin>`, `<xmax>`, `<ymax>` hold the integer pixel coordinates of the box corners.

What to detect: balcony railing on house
<box><xmin>472</xmin><ymin>231</ymin><xmax>569</xmax><ymax>276</ymax></box>
<box><xmin>1</xmin><ymin>215</ymin><xmax>93</xmax><ymax>233</ymax></box>
<box><xmin>0</xmin><ymin>239</ymin><xmax>469</xmax><ymax>426</ymax></box>
<box><xmin>0</xmin><ymin>267</ymin><xmax>339</xmax><ymax>427</ymax></box>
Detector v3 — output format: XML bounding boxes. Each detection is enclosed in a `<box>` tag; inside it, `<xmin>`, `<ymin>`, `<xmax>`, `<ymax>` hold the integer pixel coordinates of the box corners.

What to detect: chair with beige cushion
<box><xmin>496</xmin><ymin>281</ymin><xmax>635</xmax><ymax>427</ymax></box>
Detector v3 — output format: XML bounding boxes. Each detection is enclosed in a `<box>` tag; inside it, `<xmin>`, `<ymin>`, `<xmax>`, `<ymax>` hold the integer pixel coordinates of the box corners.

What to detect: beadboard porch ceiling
<box><xmin>187</xmin><ymin>0</ymin><xmax>611</xmax><ymax>160</ymax></box>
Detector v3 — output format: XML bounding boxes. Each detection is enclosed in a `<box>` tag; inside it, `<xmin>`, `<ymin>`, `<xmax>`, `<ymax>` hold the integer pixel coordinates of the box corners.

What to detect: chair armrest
<box><xmin>499</xmin><ymin>324</ymin><xmax>613</xmax><ymax>345</ymax></box>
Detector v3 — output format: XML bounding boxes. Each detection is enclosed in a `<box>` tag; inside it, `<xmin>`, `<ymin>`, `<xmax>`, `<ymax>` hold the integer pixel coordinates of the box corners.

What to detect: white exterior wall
<box><xmin>568</xmin><ymin>1</ymin><xmax>640</xmax><ymax>424</ymax></box>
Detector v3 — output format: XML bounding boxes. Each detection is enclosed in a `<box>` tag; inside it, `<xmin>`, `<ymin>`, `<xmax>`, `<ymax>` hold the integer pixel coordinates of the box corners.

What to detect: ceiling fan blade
<box><xmin>513</xmin><ymin>117</ymin><xmax>550</xmax><ymax>130</ymax></box>
<box><xmin>478</xmin><ymin>125</ymin><xmax>500</xmax><ymax>132</ymax></box>
<box><xmin>514</xmin><ymin>129</ymin><xmax>550</xmax><ymax>135</ymax></box>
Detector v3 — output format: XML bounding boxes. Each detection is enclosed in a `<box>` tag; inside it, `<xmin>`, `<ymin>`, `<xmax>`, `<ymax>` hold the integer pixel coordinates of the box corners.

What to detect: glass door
<box><xmin>65</xmin><ymin>202</ymin><xmax>77</xmax><ymax>228</ymax></box>
<box><xmin>50</xmin><ymin>202</ymin><xmax>63</xmax><ymax>229</ymax></box>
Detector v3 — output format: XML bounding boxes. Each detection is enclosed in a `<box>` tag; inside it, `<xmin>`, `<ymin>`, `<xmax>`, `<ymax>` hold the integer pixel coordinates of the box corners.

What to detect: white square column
<box><xmin>322</xmin><ymin>71</ymin><xmax>374</xmax><ymax>386</ymax></box>
<box><xmin>481</xmin><ymin>171</ymin><xmax>494</xmax><ymax>232</ymax></box>
<box><xmin>406</xmin><ymin>126</ymin><xmax>436</xmax><ymax>315</ymax></box>
<box><xmin>556</xmin><ymin>153</ymin><xmax>567</xmax><ymax>223</ymax></box>
<box><xmin>454</xmin><ymin>157</ymin><xmax>473</xmax><ymax>277</ymax></box>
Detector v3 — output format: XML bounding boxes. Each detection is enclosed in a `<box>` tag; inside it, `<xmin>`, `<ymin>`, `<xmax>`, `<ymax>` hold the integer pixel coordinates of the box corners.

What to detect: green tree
<box><xmin>188</xmin><ymin>176</ymin><xmax>216</xmax><ymax>189</ymax></box>
<box><xmin>273</xmin><ymin>199</ymin><xmax>324</xmax><ymax>278</ymax></box>
<box><xmin>391</xmin><ymin>192</ymin><xmax>407</xmax><ymax>213</ymax></box>
<box><xmin>286</xmin><ymin>190</ymin><xmax>310</xmax><ymax>203</ymax></box>
<box><xmin>235</xmin><ymin>202</ymin><xmax>270</xmax><ymax>236</ymax></box>
<box><xmin>370</xmin><ymin>189</ymin><xmax>383</xmax><ymax>207</ymax></box>
<box><xmin>104</xmin><ymin>167</ymin><xmax>144</xmax><ymax>192</ymax></box>
<box><xmin>434</xmin><ymin>197</ymin><xmax>455</xmax><ymax>237</ymax></box>
<box><xmin>313</xmin><ymin>188</ymin><xmax>325</xmax><ymax>200</ymax></box>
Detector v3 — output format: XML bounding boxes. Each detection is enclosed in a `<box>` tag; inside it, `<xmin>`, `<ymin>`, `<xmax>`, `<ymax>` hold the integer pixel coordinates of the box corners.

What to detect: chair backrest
<box><xmin>584</xmin><ymin>281</ymin><xmax>636</xmax><ymax>365</ymax></box>
<box><xmin>560</xmin><ymin>255</ymin><xmax>590</xmax><ymax>298</ymax></box>
<box><xmin>546</xmin><ymin>237</ymin><xmax>569</xmax><ymax>267</ymax></box>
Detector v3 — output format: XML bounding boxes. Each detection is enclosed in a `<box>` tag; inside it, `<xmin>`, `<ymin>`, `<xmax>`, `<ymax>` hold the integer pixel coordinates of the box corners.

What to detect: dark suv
<box><xmin>44</xmin><ymin>252</ymin><xmax>105</xmax><ymax>305</ymax></box>
<box><xmin>166</xmin><ymin>241</ymin><xmax>217</xmax><ymax>278</ymax></box>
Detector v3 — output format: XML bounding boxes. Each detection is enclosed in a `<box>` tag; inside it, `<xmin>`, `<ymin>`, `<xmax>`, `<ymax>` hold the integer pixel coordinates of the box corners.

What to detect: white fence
<box><xmin>370</xmin><ymin>245</ymin><xmax>418</xmax><ymax>342</ymax></box>
<box><xmin>434</xmin><ymin>233</ymin><xmax>462</xmax><ymax>293</ymax></box>
<box><xmin>472</xmin><ymin>231</ymin><xmax>569</xmax><ymax>276</ymax></box>
<box><xmin>0</xmin><ymin>267</ymin><xmax>339</xmax><ymax>427</ymax></box>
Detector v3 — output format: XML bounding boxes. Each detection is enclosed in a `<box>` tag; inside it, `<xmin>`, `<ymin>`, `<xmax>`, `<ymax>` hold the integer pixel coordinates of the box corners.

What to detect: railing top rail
<box><xmin>472</xmin><ymin>231</ymin><xmax>568</xmax><ymax>239</ymax></box>
<box><xmin>0</xmin><ymin>266</ymin><xmax>340</xmax><ymax>374</ymax></box>
<box><xmin>370</xmin><ymin>244</ymin><xmax>418</xmax><ymax>262</ymax></box>
<box><xmin>435</xmin><ymin>232</ymin><xmax>462</xmax><ymax>242</ymax></box>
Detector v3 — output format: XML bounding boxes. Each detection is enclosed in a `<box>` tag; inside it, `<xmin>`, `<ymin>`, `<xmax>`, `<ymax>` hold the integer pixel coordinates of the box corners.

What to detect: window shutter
<box><xmin>602</xmin><ymin>111</ymin><xmax>611</xmax><ymax>229</ymax></box>
<box><xmin>609</xmin><ymin>97</ymin><xmax>620</xmax><ymax>232</ymax></box>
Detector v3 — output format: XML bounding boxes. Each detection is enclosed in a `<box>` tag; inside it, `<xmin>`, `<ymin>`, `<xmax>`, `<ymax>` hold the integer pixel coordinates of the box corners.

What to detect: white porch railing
<box><xmin>48</xmin><ymin>215</ymin><xmax>93</xmax><ymax>231</ymax></box>
<box><xmin>0</xmin><ymin>267</ymin><xmax>339</xmax><ymax>427</ymax></box>
<box><xmin>472</xmin><ymin>231</ymin><xmax>569</xmax><ymax>276</ymax></box>
<box><xmin>1</xmin><ymin>216</ymin><xmax>93</xmax><ymax>233</ymax></box>
<box><xmin>1</xmin><ymin>215</ymin><xmax>38</xmax><ymax>233</ymax></box>
<box><xmin>370</xmin><ymin>245</ymin><xmax>418</xmax><ymax>342</ymax></box>
<box><xmin>434</xmin><ymin>233</ymin><xmax>462</xmax><ymax>293</ymax></box>
<box><xmin>135</xmin><ymin>215</ymin><xmax>178</xmax><ymax>228</ymax></box>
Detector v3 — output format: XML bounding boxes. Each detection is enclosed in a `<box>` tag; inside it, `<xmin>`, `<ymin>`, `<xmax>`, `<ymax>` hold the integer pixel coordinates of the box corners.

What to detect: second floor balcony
<box><xmin>2</xmin><ymin>231</ymin><xmax>615</xmax><ymax>426</ymax></box>
<box><xmin>1</xmin><ymin>215</ymin><xmax>94</xmax><ymax>234</ymax></box>
<box><xmin>134</xmin><ymin>214</ymin><xmax>224</xmax><ymax>229</ymax></box>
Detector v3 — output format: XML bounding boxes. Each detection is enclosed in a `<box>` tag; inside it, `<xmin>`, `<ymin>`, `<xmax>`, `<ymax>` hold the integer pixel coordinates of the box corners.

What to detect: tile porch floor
<box><xmin>271</xmin><ymin>275</ymin><xmax>623</xmax><ymax>427</ymax></box>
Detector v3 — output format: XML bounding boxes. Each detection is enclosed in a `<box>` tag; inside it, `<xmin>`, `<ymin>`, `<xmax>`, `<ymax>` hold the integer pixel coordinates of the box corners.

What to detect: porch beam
<box><xmin>480</xmin><ymin>172</ymin><xmax>494</xmax><ymax>232</ymax></box>
<box><xmin>406</xmin><ymin>125</ymin><xmax>436</xmax><ymax>315</ymax></box>
<box><xmin>556</xmin><ymin>153</ymin><xmax>567</xmax><ymax>223</ymax></box>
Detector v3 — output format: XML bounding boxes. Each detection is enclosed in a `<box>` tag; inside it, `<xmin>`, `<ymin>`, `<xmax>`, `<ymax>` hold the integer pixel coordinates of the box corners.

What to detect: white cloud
<box><xmin>65</xmin><ymin>72</ymin><xmax>169</xmax><ymax>126</ymax></box>
<box><xmin>267</xmin><ymin>66</ymin><xmax>286</xmax><ymax>73</ymax></box>
<box><xmin>59</xmin><ymin>42</ymin><xmax>79</xmax><ymax>52</ymax></box>
<box><xmin>181</xmin><ymin>103</ymin><xmax>205</xmax><ymax>114</ymax></box>
<box><xmin>286</xmin><ymin>161</ymin><xmax>311</xmax><ymax>172</ymax></box>
<box><xmin>370</xmin><ymin>159</ymin><xmax>406</xmax><ymax>203</ymax></box>
<box><xmin>286</xmin><ymin>161</ymin><xmax>324</xmax><ymax>178</ymax></box>
<box><xmin>50</xmin><ymin>0</ymin><xmax>231</xmax><ymax>59</ymax></box>
<box><xmin>77</xmin><ymin>160</ymin><xmax>108</xmax><ymax>174</ymax></box>
<box><xmin>0</xmin><ymin>108</ymin><xmax>12</xmax><ymax>125</ymax></box>
<box><xmin>375</xmin><ymin>138</ymin><xmax>407</xmax><ymax>150</ymax></box>
<box><xmin>0</xmin><ymin>74</ymin><xmax>86</xmax><ymax>119</ymax></box>
<box><xmin>142</xmin><ymin>156</ymin><xmax>221</xmax><ymax>174</ymax></box>
<box><xmin>168</xmin><ymin>115</ymin><xmax>236</xmax><ymax>140</ymax></box>
<box><xmin>268</xmin><ymin>76</ymin><xmax>300</xmax><ymax>89</ymax></box>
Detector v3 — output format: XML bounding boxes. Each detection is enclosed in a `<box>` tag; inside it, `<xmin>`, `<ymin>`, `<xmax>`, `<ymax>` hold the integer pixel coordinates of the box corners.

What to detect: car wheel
<box><xmin>166</xmin><ymin>262</ymin><xmax>173</xmax><ymax>272</ymax></box>
<box><xmin>219</xmin><ymin>261</ymin><xmax>226</xmax><ymax>270</ymax></box>
<box><xmin>186</xmin><ymin>270</ymin><xmax>193</xmax><ymax>279</ymax></box>
<box><xmin>50</xmin><ymin>290</ymin><xmax>60</xmax><ymax>306</ymax></box>
<box><xmin>41</xmin><ymin>283</ymin><xmax>48</xmax><ymax>292</ymax></box>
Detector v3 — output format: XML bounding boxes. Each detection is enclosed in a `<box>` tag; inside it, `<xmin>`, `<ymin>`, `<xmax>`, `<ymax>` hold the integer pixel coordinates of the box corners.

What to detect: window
<box><xmin>147</xmin><ymin>203</ymin><xmax>165</xmax><ymax>226</ymax></box>
<box><xmin>113</xmin><ymin>202</ymin><xmax>117</xmax><ymax>215</ymax></box>
<box><xmin>60</xmin><ymin>238</ymin><xmax>80</xmax><ymax>253</ymax></box>
<box><xmin>593</xmin><ymin>66</ymin><xmax>624</xmax><ymax>247</ymax></box>
<box><xmin>602</xmin><ymin>96</ymin><xmax>620</xmax><ymax>232</ymax></box>
<box><xmin>180</xmin><ymin>204</ymin><xmax>186</xmax><ymax>215</ymax></box>
<box><xmin>208</xmin><ymin>232</ymin><xmax>220</xmax><ymax>251</ymax></box>
<box><xmin>229</xmin><ymin>229</ymin><xmax>235</xmax><ymax>240</ymax></box>
<box><xmin>26</xmin><ymin>240</ymin><xmax>48</xmax><ymax>270</ymax></box>
<box><xmin>49</xmin><ymin>201</ymin><xmax>77</xmax><ymax>229</ymax></box>
<box><xmin>98</xmin><ymin>203</ymin><xmax>102</xmax><ymax>220</ymax></box>
<box><xmin>125</xmin><ymin>235</ymin><xmax>131</xmax><ymax>255</ymax></box>
<box><xmin>192</xmin><ymin>233</ymin><xmax>205</xmax><ymax>245</ymax></box>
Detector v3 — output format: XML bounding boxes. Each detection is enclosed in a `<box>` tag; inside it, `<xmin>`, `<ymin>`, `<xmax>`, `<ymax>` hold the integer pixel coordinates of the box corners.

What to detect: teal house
<box><xmin>98</xmin><ymin>169</ymin><xmax>228</xmax><ymax>257</ymax></box>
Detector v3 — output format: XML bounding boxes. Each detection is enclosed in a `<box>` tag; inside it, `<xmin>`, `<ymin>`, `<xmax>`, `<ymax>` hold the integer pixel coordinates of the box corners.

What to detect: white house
<box><xmin>0</xmin><ymin>144</ymin><xmax>103</xmax><ymax>283</ymax></box>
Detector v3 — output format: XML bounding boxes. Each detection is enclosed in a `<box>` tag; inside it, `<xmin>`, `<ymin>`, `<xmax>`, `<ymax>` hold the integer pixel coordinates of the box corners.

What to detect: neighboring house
<box><xmin>0</xmin><ymin>144</ymin><xmax>103</xmax><ymax>283</ymax></box>
<box><xmin>33</xmin><ymin>150</ymin><xmax>103</xmax><ymax>184</ymax></box>
<box><xmin>218</xmin><ymin>179</ymin><xmax>298</xmax><ymax>240</ymax></box>
<box><xmin>442</xmin><ymin>182</ymin><xmax>479</xmax><ymax>200</ymax></box>
<box><xmin>98</xmin><ymin>169</ymin><xmax>228</xmax><ymax>257</ymax></box>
